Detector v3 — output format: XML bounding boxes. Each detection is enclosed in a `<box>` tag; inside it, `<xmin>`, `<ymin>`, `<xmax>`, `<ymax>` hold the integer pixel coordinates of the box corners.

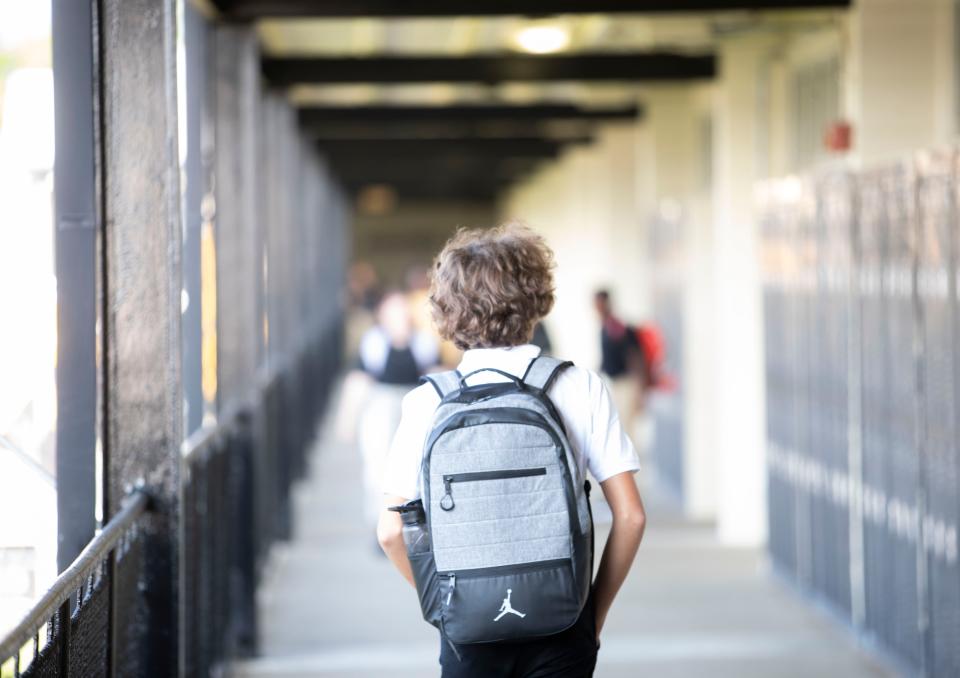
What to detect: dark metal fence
<box><xmin>1</xmin><ymin>321</ymin><xmax>341</xmax><ymax>678</ymax></box>
<box><xmin>182</xmin><ymin>321</ymin><xmax>342</xmax><ymax>677</ymax></box>
<box><xmin>0</xmin><ymin>492</ymin><xmax>148</xmax><ymax>677</ymax></box>
<box><xmin>3</xmin><ymin>1</ymin><xmax>347</xmax><ymax>676</ymax></box>
<box><xmin>759</xmin><ymin>148</ymin><xmax>960</xmax><ymax>677</ymax></box>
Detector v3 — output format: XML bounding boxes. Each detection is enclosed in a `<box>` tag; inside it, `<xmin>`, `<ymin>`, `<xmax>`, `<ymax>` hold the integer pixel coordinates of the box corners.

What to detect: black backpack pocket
<box><xmin>440</xmin><ymin>558</ymin><xmax>580</xmax><ymax>644</ymax></box>
<box><xmin>409</xmin><ymin>551</ymin><xmax>442</xmax><ymax>628</ymax></box>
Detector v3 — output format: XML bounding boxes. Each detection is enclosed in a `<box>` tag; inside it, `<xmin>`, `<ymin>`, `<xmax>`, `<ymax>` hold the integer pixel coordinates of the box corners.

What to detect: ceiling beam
<box><xmin>218</xmin><ymin>0</ymin><xmax>851</xmax><ymax>19</ymax></box>
<box><xmin>331</xmin><ymin>157</ymin><xmax>542</xmax><ymax>179</ymax></box>
<box><xmin>300</xmin><ymin>105</ymin><xmax>639</xmax><ymax>140</ymax></box>
<box><xmin>313</xmin><ymin>129</ymin><xmax>594</xmax><ymax>143</ymax></box>
<box><xmin>299</xmin><ymin>103</ymin><xmax>641</xmax><ymax>124</ymax></box>
<box><xmin>343</xmin><ymin>184</ymin><xmax>512</xmax><ymax>202</ymax></box>
<box><xmin>328</xmin><ymin>153</ymin><xmax>545</xmax><ymax>195</ymax></box>
<box><xmin>305</xmin><ymin>121</ymin><xmax>597</xmax><ymax>141</ymax></box>
<box><xmin>340</xmin><ymin>172</ymin><xmax>510</xmax><ymax>190</ymax></box>
<box><xmin>263</xmin><ymin>53</ymin><xmax>715</xmax><ymax>85</ymax></box>
<box><xmin>349</xmin><ymin>184</ymin><xmax>500</xmax><ymax>202</ymax></box>
<box><xmin>339</xmin><ymin>170</ymin><xmax>511</xmax><ymax>201</ymax></box>
<box><xmin>317</xmin><ymin>136</ymin><xmax>581</xmax><ymax>158</ymax></box>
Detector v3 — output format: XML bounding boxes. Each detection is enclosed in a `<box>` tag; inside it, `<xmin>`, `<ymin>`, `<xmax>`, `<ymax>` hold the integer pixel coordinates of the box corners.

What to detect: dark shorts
<box><xmin>439</xmin><ymin>591</ymin><xmax>599</xmax><ymax>678</ymax></box>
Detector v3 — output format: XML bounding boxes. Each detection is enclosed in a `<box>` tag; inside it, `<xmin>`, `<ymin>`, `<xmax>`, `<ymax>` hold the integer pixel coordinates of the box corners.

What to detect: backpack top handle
<box><xmin>420</xmin><ymin>370</ymin><xmax>462</xmax><ymax>398</ymax></box>
<box><xmin>420</xmin><ymin>356</ymin><xmax>573</xmax><ymax>400</ymax></box>
<box><xmin>458</xmin><ymin>368</ymin><xmax>525</xmax><ymax>390</ymax></box>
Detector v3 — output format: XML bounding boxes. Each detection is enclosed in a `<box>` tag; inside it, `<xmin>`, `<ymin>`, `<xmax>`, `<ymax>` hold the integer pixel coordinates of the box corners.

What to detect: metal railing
<box><xmin>0</xmin><ymin>490</ymin><xmax>149</xmax><ymax>677</ymax></box>
<box><xmin>0</xmin><ymin>319</ymin><xmax>341</xmax><ymax>678</ymax></box>
<box><xmin>182</xmin><ymin>412</ymin><xmax>257</xmax><ymax>676</ymax></box>
<box><xmin>181</xmin><ymin>321</ymin><xmax>342</xmax><ymax>676</ymax></box>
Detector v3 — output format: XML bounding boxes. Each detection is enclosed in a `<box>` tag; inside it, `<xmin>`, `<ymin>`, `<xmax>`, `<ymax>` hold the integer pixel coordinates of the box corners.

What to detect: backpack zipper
<box><xmin>445</xmin><ymin>573</ymin><xmax>456</xmax><ymax>605</ymax></box>
<box><xmin>448</xmin><ymin>558</ymin><xmax>569</xmax><ymax>580</ymax></box>
<box><xmin>439</xmin><ymin>467</ymin><xmax>547</xmax><ymax>511</ymax></box>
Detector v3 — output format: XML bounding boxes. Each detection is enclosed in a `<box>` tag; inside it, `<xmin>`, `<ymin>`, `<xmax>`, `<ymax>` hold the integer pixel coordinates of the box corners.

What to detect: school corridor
<box><xmin>2</xmin><ymin>1</ymin><xmax>960</xmax><ymax>678</ymax></box>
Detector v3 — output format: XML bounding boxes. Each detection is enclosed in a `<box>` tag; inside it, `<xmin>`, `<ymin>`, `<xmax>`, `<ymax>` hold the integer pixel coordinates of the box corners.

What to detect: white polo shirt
<box><xmin>382</xmin><ymin>343</ymin><xmax>641</xmax><ymax>500</ymax></box>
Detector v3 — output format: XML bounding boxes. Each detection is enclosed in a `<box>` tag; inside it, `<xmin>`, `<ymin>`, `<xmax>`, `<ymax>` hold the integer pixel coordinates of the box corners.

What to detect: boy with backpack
<box><xmin>377</xmin><ymin>223</ymin><xmax>646</xmax><ymax>677</ymax></box>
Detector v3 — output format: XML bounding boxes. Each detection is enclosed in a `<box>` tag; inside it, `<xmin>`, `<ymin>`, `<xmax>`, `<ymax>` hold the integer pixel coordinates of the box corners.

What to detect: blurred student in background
<box><xmin>340</xmin><ymin>288</ymin><xmax>439</xmax><ymax>540</ymax></box>
<box><xmin>406</xmin><ymin>264</ymin><xmax>461</xmax><ymax>368</ymax></box>
<box><xmin>594</xmin><ymin>289</ymin><xmax>647</xmax><ymax>449</ymax></box>
<box><xmin>343</xmin><ymin>261</ymin><xmax>381</xmax><ymax>366</ymax></box>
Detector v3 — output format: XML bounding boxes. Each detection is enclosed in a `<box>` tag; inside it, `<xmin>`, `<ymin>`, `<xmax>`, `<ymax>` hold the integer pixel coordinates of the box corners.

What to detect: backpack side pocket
<box><xmin>409</xmin><ymin>551</ymin><xmax>442</xmax><ymax>628</ymax></box>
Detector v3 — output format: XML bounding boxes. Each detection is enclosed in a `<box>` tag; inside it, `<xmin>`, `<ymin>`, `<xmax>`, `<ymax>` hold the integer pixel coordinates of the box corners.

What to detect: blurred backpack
<box><xmin>408</xmin><ymin>356</ymin><xmax>593</xmax><ymax>648</ymax></box>
<box><xmin>634</xmin><ymin>323</ymin><xmax>674</xmax><ymax>390</ymax></box>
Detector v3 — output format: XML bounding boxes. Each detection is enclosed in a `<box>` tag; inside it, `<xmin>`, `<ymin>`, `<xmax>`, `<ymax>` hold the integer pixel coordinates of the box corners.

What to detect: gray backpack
<box><xmin>409</xmin><ymin>356</ymin><xmax>594</xmax><ymax>647</ymax></box>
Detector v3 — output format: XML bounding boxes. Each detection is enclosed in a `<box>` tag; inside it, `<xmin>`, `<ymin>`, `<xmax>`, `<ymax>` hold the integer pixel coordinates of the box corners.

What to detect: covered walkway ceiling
<box><xmin>205</xmin><ymin>0</ymin><xmax>850</xmax><ymax>202</ymax></box>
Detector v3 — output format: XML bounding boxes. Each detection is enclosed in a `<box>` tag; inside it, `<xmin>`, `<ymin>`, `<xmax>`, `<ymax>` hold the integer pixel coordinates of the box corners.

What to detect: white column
<box><xmin>683</xmin><ymin>195</ymin><xmax>718</xmax><ymax>520</ymax></box>
<box><xmin>711</xmin><ymin>35</ymin><xmax>773</xmax><ymax>546</ymax></box>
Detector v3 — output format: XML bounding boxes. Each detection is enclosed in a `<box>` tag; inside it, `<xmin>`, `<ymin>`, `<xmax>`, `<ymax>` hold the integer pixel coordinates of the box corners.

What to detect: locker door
<box><xmin>917</xmin><ymin>149</ymin><xmax>960</xmax><ymax>677</ymax></box>
<box><xmin>882</xmin><ymin>164</ymin><xmax>923</xmax><ymax>669</ymax></box>
<box><xmin>857</xmin><ymin>170</ymin><xmax>893</xmax><ymax>651</ymax></box>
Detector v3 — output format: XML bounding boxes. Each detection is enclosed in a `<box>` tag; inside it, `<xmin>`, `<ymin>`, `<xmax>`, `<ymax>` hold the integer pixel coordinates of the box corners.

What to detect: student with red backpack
<box><xmin>377</xmin><ymin>223</ymin><xmax>646</xmax><ymax>677</ymax></box>
<box><xmin>593</xmin><ymin>291</ymin><xmax>674</xmax><ymax>430</ymax></box>
<box><xmin>593</xmin><ymin>290</ymin><xmax>648</xmax><ymax>433</ymax></box>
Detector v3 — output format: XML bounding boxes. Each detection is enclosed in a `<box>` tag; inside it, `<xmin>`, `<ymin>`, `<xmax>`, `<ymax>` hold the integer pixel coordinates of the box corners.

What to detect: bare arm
<box><xmin>593</xmin><ymin>471</ymin><xmax>646</xmax><ymax>639</ymax></box>
<box><xmin>376</xmin><ymin>494</ymin><xmax>416</xmax><ymax>587</ymax></box>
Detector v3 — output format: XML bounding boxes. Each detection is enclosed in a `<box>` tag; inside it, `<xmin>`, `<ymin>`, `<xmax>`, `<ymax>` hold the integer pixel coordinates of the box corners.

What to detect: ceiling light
<box><xmin>514</xmin><ymin>25</ymin><xmax>570</xmax><ymax>54</ymax></box>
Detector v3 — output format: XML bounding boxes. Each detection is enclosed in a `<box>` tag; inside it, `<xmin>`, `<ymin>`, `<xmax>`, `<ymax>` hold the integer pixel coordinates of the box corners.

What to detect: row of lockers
<box><xmin>759</xmin><ymin>150</ymin><xmax>960</xmax><ymax>677</ymax></box>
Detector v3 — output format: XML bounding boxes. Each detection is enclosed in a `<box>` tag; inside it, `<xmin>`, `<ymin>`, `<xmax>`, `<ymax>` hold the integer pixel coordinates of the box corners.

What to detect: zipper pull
<box><xmin>440</xmin><ymin>477</ymin><xmax>455</xmax><ymax>511</ymax></box>
<box><xmin>445</xmin><ymin>574</ymin><xmax>456</xmax><ymax>605</ymax></box>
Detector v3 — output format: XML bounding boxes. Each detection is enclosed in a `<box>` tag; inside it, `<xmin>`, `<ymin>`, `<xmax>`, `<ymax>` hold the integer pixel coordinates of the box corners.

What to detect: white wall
<box><xmin>846</xmin><ymin>0</ymin><xmax>956</xmax><ymax>166</ymax></box>
<box><xmin>501</xmin><ymin>119</ymin><xmax>649</xmax><ymax>371</ymax></box>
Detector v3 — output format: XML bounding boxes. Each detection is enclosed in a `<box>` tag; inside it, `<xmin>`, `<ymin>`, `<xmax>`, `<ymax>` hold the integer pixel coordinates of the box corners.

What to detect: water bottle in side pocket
<box><xmin>388</xmin><ymin>499</ymin><xmax>430</xmax><ymax>556</ymax></box>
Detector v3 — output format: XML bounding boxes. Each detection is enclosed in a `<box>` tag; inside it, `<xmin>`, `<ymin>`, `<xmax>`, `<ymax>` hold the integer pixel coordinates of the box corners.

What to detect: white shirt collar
<box><xmin>456</xmin><ymin>344</ymin><xmax>542</xmax><ymax>379</ymax></box>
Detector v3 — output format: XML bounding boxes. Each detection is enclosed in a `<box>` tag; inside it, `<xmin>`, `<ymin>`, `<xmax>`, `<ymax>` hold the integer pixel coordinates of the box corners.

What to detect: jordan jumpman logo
<box><xmin>494</xmin><ymin>588</ymin><xmax>526</xmax><ymax>621</ymax></box>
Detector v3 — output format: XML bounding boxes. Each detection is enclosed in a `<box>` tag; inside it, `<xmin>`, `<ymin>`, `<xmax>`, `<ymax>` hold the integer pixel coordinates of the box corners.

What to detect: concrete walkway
<box><xmin>232</xmin><ymin>418</ymin><xmax>898</xmax><ymax>678</ymax></box>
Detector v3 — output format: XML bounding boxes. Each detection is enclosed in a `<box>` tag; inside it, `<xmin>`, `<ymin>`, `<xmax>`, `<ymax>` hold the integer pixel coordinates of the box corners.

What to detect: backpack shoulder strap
<box><xmin>521</xmin><ymin>356</ymin><xmax>573</xmax><ymax>393</ymax></box>
<box><xmin>420</xmin><ymin>370</ymin><xmax>462</xmax><ymax>399</ymax></box>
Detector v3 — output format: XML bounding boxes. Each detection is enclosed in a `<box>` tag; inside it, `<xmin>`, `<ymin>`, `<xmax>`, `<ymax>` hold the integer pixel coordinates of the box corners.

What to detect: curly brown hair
<box><xmin>429</xmin><ymin>221</ymin><xmax>555</xmax><ymax>350</ymax></box>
